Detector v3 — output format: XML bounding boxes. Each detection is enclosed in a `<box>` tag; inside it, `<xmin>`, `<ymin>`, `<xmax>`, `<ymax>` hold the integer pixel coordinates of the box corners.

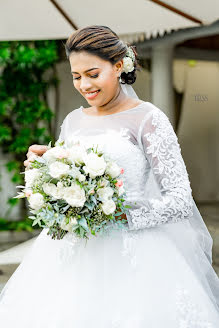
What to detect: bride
<box><xmin>1</xmin><ymin>25</ymin><xmax>219</xmax><ymax>327</ymax></box>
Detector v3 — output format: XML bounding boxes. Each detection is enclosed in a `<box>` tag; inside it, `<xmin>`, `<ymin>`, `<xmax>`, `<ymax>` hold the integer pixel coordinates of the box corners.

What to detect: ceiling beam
<box><xmin>149</xmin><ymin>0</ymin><xmax>203</xmax><ymax>25</ymax></box>
<box><xmin>49</xmin><ymin>0</ymin><xmax>78</xmax><ymax>30</ymax></box>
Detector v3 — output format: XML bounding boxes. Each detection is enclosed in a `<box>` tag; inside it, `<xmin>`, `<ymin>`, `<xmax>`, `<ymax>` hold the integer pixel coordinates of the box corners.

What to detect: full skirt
<box><xmin>1</xmin><ymin>220</ymin><xmax>219</xmax><ymax>327</ymax></box>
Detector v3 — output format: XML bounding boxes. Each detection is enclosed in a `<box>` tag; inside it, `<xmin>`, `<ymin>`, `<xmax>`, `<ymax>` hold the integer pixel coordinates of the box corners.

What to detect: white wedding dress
<box><xmin>1</xmin><ymin>100</ymin><xmax>219</xmax><ymax>327</ymax></box>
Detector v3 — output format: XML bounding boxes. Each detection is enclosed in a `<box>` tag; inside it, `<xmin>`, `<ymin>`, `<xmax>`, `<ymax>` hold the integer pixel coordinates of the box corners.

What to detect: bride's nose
<box><xmin>80</xmin><ymin>77</ymin><xmax>93</xmax><ymax>92</ymax></box>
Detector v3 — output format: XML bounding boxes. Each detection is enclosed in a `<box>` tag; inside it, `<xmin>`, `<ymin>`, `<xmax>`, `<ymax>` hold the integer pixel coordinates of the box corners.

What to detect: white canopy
<box><xmin>1</xmin><ymin>0</ymin><xmax>219</xmax><ymax>42</ymax></box>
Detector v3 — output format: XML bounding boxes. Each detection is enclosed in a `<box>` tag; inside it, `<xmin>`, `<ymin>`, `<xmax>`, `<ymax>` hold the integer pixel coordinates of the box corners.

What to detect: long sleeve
<box><xmin>126</xmin><ymin>105</ymin><xmax>193</xmax><ymax>230</ymax></box>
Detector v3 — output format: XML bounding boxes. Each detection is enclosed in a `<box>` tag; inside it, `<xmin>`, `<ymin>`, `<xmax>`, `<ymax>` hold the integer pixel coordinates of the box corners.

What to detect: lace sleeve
<box><xmin>126</xmin><ymin>105</ymin><xmax>193</xmax><ymax>230</ymax></box>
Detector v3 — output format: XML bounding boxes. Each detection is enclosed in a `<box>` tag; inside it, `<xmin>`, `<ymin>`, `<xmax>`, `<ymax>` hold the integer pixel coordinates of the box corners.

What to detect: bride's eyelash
<box><xmin>73</xmin><ymin>74</ymin><xmax>99</xmax><ymax>80</ymax></box>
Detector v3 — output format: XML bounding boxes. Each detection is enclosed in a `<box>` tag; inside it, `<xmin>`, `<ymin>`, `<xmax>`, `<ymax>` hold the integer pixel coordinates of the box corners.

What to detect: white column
<box><xmin>151</xmin><ymin>44</ymin><xmax>175</xmax><ymax>127</ymax></box>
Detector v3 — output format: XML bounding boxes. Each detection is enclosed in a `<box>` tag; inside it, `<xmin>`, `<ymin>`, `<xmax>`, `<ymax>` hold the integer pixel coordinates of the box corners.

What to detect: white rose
<box><xmin>83</xmin><ymin>153</ymin><xmax>106</xmax><ymax>178</ymax></box>
<box><xmin>28</xmin><ymin>193</ymin><xmax>44</xmax><ymax>210</ymax></box>
<box><xmin>60</xmin><ymin>217</ymin><xmax>78</xmax><ymax>232</ymax></box>
<box><xmin>68</xmin><ymin>166</ymin><xmax>81</xmax><ymax>179</ymax></box>
<box><xmin>97</xmin><ymin>186</ymin><xmax>114</xmax><ymax>202</ymax></box>
<box><xmin>101</xmin><ymin>199</ymin><xmax>116</xmax><ymax>215</ymax></box>
<box><xmin>68</xmin><ymin>167</ymin><xmax>86</xmax><ymax>182</ymax></box>
<box><xmin>42</xmin><ymin>182</ymin><xmax>64</xmax><ymax>199</ymax></box>
<box><xmin>42</xmin><ymin>146</ymin><xmax>69</xmax><ymax>163</ymax></box>
<box><xmin>48</xmin><ymin>161</ymin><xmax>70</xmax><ymax>179</ymax></box>
<box><xmin>105</xmin><ymin>162</ymin><xmax>121</xmax><ymax>179</ymax></box>
<box><xmin>62</xmin><ymin>183</ymin><xmax>86</xmax><ymax>207</ymax></box>
<box><xmin>25</xmin><ymin>189</ymin><xmax>33</xmax><ymax>197</ymax></box>
<box><xmin>78</xmin><ymin>174</ymin><xmax>86</xmax><ymax>182</ymax></box>
<box><xmin>68</xmin><ymin>145</ymin><xmax>87</xmax><ymax>165</ymax></box>
<box><xmin>25</xmin><ymin>168</ymin><xmax>41</xmax><ymax>188</ymax></box>
<box><xmin>57</xmin><ymin>181</ymin><xmax>64</xmax><ymax>189</ymax></box>
<box><xmin>122</xmin><ymin>57</ymin><xmax>134</xmax><ymax>74</ymax></box>
<box><xmin>100</xmin><ymin>177</ymin><xmax>109</xmax><ymax>187</ymax></box>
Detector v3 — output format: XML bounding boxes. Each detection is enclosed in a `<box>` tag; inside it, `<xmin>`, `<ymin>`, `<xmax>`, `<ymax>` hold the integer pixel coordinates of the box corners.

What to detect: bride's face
<box><xmin>69</xmin><ymin>51</ymin><xmax>123</xmax><ymax>106</ymax></box>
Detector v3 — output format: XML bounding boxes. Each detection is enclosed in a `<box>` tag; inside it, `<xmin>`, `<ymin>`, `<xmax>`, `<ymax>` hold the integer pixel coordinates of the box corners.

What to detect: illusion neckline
<box><xmin>80</xmin><ymin>101</ymin><xmax>146</xmax><ymax>117</ymax></box>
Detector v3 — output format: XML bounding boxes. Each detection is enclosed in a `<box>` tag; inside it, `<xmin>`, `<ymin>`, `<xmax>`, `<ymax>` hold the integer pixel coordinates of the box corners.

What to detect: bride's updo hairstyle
<box><xmin>65</xmin><ymin>25</ymin><xmax>140</xmax><ymax>85</ymax></box>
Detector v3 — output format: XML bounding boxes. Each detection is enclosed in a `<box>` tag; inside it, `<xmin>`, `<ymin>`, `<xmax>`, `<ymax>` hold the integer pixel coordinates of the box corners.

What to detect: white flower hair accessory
<box><xmin>121</xmin><ymin>46</ymin><xmax>135</xmax><ymax>74</ymax></box>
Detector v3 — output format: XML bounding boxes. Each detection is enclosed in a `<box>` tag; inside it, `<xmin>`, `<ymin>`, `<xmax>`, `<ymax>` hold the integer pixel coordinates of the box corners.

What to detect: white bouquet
<box><xmin>15</xmin><ymin>140</ymin><xmax>130</xmax><ymax>240</ymax></box>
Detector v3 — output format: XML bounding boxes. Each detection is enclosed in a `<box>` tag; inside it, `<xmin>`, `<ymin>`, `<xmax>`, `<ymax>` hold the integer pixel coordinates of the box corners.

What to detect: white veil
<box><xmin>120</xmin><ymin>81</ymin><xmax>213</xmax><ymax>264</ymax></box>
<box><xmin>120</xmin><ymin>82</ymin><xmax>139</xmax><ymax>99</ymax></box>
<box><xmin>120</xmin><ymin>81</ymin><xmax>219</xmax><ymax>309</ymax></box>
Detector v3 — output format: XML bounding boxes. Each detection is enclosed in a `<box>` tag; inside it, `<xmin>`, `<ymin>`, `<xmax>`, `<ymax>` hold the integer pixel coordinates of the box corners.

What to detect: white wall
<box><xmin>174</xmin><ymin>59</ymin><xmax>219</xmax><ymax>201</ymax></box>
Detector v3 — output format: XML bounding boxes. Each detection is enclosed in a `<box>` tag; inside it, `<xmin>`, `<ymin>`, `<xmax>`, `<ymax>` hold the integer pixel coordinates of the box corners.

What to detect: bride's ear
<box><xmin>114</xmin><ymin>59</ymin><xmax>123</xmax><ymax>78</ymax></box>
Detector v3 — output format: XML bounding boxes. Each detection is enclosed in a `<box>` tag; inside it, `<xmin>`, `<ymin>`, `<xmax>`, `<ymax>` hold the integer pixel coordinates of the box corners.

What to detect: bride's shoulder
<box><xmin>140</xmin><ymin>101</ymin><xmax>168</xmax><ymax>118</ymax></box>
<box><xmin>64</xmin><ymin>106</ymin><xmax>83</xmax><ymax>119</ymax></box>
<box><xmin>136</xmin><ymin>101</ymin><xmax>172</xmax><ymax>128</ymax></box>
<box><xmin>59</xmin><ymin>106</ymin><xmax>82</xmax><ymax>128</ymax></box>
<box><xmin>134</xmin><ymin>100</ymin><xmax>156</xmax><ymax>117</ymax></box>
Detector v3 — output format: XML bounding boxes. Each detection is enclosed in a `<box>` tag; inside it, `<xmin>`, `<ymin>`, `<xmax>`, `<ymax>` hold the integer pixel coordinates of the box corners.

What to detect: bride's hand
<box><xmin>24</xmin><ymin>144</ymin><xmax>48</xmax><ymax>168</ymax></box>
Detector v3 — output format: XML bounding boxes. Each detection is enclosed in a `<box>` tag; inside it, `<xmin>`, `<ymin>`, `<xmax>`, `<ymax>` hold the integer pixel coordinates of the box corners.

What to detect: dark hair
<box><xmin>65</xmin><ymin>25</ymin><xmax>141</xmax><ymax>85</ymax></box>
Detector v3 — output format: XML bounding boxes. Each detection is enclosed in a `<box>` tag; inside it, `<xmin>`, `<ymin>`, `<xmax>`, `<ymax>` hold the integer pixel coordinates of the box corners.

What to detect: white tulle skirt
<box><xmin>0</xmin><ymin>220</ymin><xmax>219</xmax><ymax>327</ymax></box>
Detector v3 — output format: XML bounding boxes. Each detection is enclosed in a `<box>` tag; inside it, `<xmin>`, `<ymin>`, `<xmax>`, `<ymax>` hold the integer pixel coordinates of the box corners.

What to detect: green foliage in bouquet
<box><xmin>0</xmin><ymin>40</ymin><xmax>59</xmax><ymax>218</ymax></box>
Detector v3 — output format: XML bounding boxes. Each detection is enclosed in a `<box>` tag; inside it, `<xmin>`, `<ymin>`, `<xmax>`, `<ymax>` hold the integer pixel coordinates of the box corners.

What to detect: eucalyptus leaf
<box><xmin>78</xmin><ymin>218</ymin><xmax>89</xmax><ymax>232</ymax></box>
<box><xmin>114</xmin><ymin>212</ymin><xmax>123</xmax><ymax>216</ymax></box>
<box><xmin>90</xmin><ymin>195</ymin><xmax>97</xmax><ymax>205</ymax></box>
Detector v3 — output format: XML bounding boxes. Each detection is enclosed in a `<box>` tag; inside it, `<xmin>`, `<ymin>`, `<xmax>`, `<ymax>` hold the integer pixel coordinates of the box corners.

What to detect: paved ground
<box><xmin>0</xmin><ymin>203</ymin><xmax>219</xmax><ymax>294</ymax></box>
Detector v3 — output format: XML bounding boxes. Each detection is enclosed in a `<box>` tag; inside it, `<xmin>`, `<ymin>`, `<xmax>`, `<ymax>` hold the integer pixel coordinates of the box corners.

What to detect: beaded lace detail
<box><xmin>127</xmin><ymin>107</ymin><xmax>193</xmax><ymax>230</ymax></box>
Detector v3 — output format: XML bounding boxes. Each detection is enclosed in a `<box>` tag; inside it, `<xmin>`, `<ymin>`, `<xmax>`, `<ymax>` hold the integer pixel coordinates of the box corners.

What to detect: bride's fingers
<box><xmin>23</xmin><ymin>159</ymin><xmax>30</xmax><ymax>167</ymax></box>
<box><xmin>28</xmin><ymin>144</ymin><xmax>48</xmax><ymax>156</ymax></box>
<box><xmin>26</xmin><ymin>150</ymin><xmax>35</xmax><ymax>159</ymax></box>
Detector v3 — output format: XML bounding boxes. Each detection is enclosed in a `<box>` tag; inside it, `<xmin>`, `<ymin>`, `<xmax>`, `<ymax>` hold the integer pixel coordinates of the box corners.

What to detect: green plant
<box><xmin>0</xmin><ymin>217</ymin><xmax>40</xmax><ymax>232</ymax></box>
<box><xmin>0</xmin><ymin>40</ymin><xmax>59</xmax><ymax>220</ymax></box>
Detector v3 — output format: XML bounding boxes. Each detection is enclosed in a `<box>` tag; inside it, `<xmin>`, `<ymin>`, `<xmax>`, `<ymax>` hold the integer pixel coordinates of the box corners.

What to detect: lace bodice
<box><xmin>58</xmin><ymin>101</ymin><xmax>193</xmax><ymax>231</ymax></box>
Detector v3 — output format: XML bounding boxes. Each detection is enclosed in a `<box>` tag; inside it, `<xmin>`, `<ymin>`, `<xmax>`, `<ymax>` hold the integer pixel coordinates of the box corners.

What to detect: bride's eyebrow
<box><xmin>71</xmin><ymin>68</ymin><xmax>99</xmax><ymax>74</ymax></box>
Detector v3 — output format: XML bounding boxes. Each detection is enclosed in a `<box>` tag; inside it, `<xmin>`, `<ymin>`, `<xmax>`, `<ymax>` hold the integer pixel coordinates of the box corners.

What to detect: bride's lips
<box><xmin>85</xmin><ymin>90</ymin><xmax>100</xmax><ymax>100</ymax></box>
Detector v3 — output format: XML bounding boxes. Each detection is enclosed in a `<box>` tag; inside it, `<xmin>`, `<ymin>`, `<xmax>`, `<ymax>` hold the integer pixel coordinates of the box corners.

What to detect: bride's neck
<box><xmin>90</xmin><ymin>85</ymin><xmax>131</xmax><ymax>114</ymax></box>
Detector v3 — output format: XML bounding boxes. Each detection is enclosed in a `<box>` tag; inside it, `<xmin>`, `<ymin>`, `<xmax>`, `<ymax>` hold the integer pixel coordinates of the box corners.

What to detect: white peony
<box><xmin>28</xmin><ymin>193</ymin><xmax>44</xmax><ymax>210</ymax></box>
<box><xmin>48</xmin><ymin>161</ymin><xmax>70</xmax><ymax>179</ymax></box>
<box><xmin>68</xmin><ymin>145</ymin><xmax>87</xmax><ymax>165</ymax></box>
<box><xmin>62</xmin><ymin>183</ymin><xmax>86</xmax><ymax>207</ymax></box>
<box><xmin>60</xmin><ymin>217</ymin><xmax>78</xmax><ymax>232</ymax></box>
<box><xmin>105</xmin><ymin>162</ymin><xmax>121</xmax><ymax>179</ymax></box>
<box><xmin>42</xmin><ymin>146</ymin><xmax>69</xmax><ymax>163</ymax></box>
<box><xmin>101</xmin><ymin>199</ymin><xmax>116</xmax><ymax>215</ymax></box>
<box><xmin>122</xmin><ymin>57</ymin><xmax>134</xmax><ymax>74</ymax></box>
<box><xmin>97</xmin><ymin>186</ymin><xmax>114</xmax><ymax>202</ymax></box>
<box><xmin>25</xmin><ymin>168</ymin><xmax>41</xmax><ymax>188</ymax></box>
<box><xmin>83</xmin><ymin>153</ymin><xmax>106</xmax><ymax>178</ymax></box>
